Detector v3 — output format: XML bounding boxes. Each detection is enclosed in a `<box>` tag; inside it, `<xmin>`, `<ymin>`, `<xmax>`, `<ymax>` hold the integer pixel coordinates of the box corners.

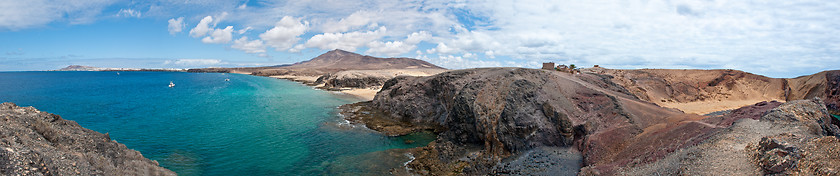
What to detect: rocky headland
<box><xmin>189</xmin><ymin>49</ymin><xmax>447</xmax><ymax>100</ymax></box>
<box><xmin>340</xmin><ymin>67</ymin><xmax>840</xmax><ymax>175</ymax></box>
<box><xmin>0</xmin><ymin>103</ymin><xmax>174</xmax><ymax>175</ymax></box>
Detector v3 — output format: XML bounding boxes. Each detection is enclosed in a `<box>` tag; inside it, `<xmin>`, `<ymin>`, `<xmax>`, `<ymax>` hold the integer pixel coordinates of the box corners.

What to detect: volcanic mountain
<box><xmin>281</xmin><ymin>49</ymin><xmax>443</xmax><ymax>70</ymax></box>
<box><xmin>189</xmin><ymin>50</ymin><xmax>446</xmax><ymax>92</ymax></box>
<box><xmin>189</xmin><ymin>49</ymin><xmax>444</xmax><ymax>76</ymax></box>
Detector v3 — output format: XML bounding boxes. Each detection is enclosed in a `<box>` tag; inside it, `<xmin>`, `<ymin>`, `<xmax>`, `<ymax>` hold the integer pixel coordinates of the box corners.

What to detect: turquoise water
<box><xmin>0</xmin><ymin>71</ymin><xmax>435</xmax><ymax>175</ymax></box>
<box><xmin>834</xmin><ymin>114</ymin><xmax>840</xmax><ymax>121</ymax></box>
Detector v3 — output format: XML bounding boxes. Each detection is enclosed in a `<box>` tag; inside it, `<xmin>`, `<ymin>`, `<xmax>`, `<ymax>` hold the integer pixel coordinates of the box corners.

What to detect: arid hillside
<box><xmin>340</xmin><ymin>67</ymin><xmax>840</xmax><ymax>175</ymax></box>
<box><xmin>583</xmin><ymin>68</ymin><xmax>840</xmax><ymax>114</ymax></box>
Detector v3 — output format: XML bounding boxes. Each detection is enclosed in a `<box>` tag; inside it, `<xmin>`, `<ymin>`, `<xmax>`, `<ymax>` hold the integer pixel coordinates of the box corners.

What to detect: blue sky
<box><xmin>1</xmin><ymin>0</ymin><xmax>839</xmax><ymax>78</ymax></box>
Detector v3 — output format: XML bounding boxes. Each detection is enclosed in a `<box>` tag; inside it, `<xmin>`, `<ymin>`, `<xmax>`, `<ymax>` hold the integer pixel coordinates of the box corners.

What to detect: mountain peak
<box><xmin>321</xmin><ymin>49</ymin><xmax>360</xmax><ymax>57</ymax></box>
<box><xmin>285</xmin><ymin>50</ymin><xmax>445</xmax><ymax>70</ymax></box>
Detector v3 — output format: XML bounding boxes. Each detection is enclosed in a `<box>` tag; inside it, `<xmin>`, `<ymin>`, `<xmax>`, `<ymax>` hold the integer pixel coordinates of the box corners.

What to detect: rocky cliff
<box><xmin>344</xmin><ymin>68</ymin><xmax>712</xmax><ymax>174</ymax></box>
<box><xmin>0</xmin><ymin>103</ymin><xmax>175</xmax><ymax>175</ymax></box>
<box><xmin>342</xmin><ymin>67</ymin><xmax>840</xmax><ymax>175</ymax></box>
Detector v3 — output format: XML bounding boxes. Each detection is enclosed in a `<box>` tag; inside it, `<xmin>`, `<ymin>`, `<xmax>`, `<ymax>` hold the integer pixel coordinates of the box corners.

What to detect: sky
<box><xmin>1</xmin><ymin>0</ymin><xmax>839</xmax><ymax>78</ymax></box>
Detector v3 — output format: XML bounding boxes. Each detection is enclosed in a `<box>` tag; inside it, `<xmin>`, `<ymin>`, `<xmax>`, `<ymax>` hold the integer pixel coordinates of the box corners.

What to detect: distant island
<box><xmin>54</xmin><ymin>65</ymin><xmax>187</xmax><ymax>72</ymax></box>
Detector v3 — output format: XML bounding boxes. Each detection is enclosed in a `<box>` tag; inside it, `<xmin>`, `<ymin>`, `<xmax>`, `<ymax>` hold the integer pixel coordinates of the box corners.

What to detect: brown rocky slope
<box><xmin>583</xmin><ymin>68</ymin><xmax>840</xmax><ymax>115</ymax></box>
<box><xmin>0</xmin><ymin>103</ymin><xmax>174</xmax><ymax>175</ymax></box>
<box><xmin>343</xmin><ymin>68</ymin><xmax>713</xmax><ymax>174</ymax></box>
<box><xmin>341</xmin><ymin>67</ymin><xmax>840</xmax><ymax>175</ymax></box>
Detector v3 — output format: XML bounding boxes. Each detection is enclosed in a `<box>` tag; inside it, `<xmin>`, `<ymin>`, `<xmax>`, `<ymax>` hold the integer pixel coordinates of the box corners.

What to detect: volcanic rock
<box><xmin>0</xmin><ymin>103</ymin><xmax>174</xmax><ymax>175</ymax></box>
<box><xmin>349</xmin><ymin>68</ymin><xmax>711</xmax><ymax>175</ymax></box>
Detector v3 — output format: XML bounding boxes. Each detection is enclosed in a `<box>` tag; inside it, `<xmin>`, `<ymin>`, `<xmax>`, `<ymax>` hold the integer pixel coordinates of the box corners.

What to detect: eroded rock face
<box><xmin>761</xmin><ymin>98</ymin><xmax>840</xmax><ymax>137</ymax></box>
<box><xmin>345</xmin><ymin>67</ymin><xmax>840</xmax><ymax>175</ymax></box>
<box><xmin>0</xmin><ymin>103</ymin><xmax>174</xmax><ymax>175</ymax></box>
<box><xmin>373</xmin><ymin>69</ymin><xmax>607</xmax><ymax>155</ymax></box>
<box><xmin>359</xmin><ymin>68</ymin><xmax>700</xmax><ymax>175</ymax></box>
<box><xmin>325</xmin><ymin>76</ymin><xmax>389</xmax><ymax>89</ymax></box>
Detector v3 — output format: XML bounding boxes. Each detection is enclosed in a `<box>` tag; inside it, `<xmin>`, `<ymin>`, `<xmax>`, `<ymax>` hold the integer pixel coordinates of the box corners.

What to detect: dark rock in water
<box><xmin>338</xmin><ymin>101</ymin><xmax>442</xmax><ymax>136</ymax></box>
<box><xmin>0</xmin><ymin>102</ymin><xmax>175</xmax><ymax>175</ymax></box>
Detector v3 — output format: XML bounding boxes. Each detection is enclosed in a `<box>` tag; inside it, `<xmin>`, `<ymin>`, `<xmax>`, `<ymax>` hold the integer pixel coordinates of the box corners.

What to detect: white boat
<box><xmin>225</xmin><ymin>78</ymin><xmax>230</xmax><ymax>81</ymax></box>
<box><xmin>168</xmin><ymin>81</ymin><xmax>175</xmax><ymax>88</ymax></box>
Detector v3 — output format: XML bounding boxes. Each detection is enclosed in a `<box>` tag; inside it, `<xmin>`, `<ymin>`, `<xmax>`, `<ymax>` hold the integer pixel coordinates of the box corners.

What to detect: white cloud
<box><xmin>321</xmin><ymin>11</ymin><xmax>378</xmax><ymax>33</ymax></box>
<box><xmin>163</xmin><ymin>59</ymin><xmax>224</xmax><ymax>66</ymax></box>
<box><xmin>0</xmin><ymin>0</ymin><xmax>116</xmax><ymax>30</ymax></box>
<box><xmin>187</xmin><ymin>14</ymin><xmax>234</xmax><ymax>44</ymax></box>
<box><xmin>366</xmin><ymin>31</ymin><xmax>432</xmax><ymax>57</ymax></box>
<box><xmin>366</xmin><ymin>41</ymin><xmax>411</xmax><ymax>57</ymax></box>
<box><xmin>201</xmin><ymin>26</ymin><xmax>234</xmax><ymax>44</ymax></box>
<box><xmin>7</xmin><ymin>0</ymin><xmax>838</xmax><ymax>77</ymax></box>
<box><xmin>462</xmin><ymin>52</ymin><xmax>475</xmax><ymax>58</ymax></box>
<box><xmin>427</xmin><ymin>43</ymin><xmax>458</xmax><ymax>55</ymax></box>
<box><xmin>289</xmin><ymin>44</ymin><xmax>306</xmax><ymax>53</ymax></box>
<box><xmin>213</xmin><ymin>12</ymin><xmax>229</xmax><ymax>26</ymax></box>
<box><xmin>423</xmin><ymin>55</ymin><xmax>507</xmax><ymax>69</ymax></box>
<box><xmin>237</xmin><ymin>26</ymin><xmax>252</xmax><ymax>34</ymax></box>
<box><xmin>405</xmin><ymin>31</ymin><xmax>432</xmax><ymax>44</ymax></box>
<box><xmin>305</xmin><ymin>26</ymin><xmax>387</xmax><ymax>52</ymax></box>
<box><xmin>115</xmin><ymin>9</ymin><xmax>141</xmax><ymax>18</ymax></box>
<box><xmin>259</xmin><ymin>16</ymin><xmax>308</xmax><ymax>51</ymax></box>
<box><xmin>189</xmin><ymin>16</ymin><xmax>214</xmax><ymax>38</ymax></box>
<box><xmin>167</xmin><ymin>17</ymin><xmax>185</xmax><ymax>35</ymax></box>
<box><xmin>231</xmin><ymin>37</ymin><xmax>266</xmax><ymax>54</ymax></box>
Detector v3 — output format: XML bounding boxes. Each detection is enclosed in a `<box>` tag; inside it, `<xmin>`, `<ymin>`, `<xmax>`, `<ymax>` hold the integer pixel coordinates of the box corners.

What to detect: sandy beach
<box><xmin>269</xmin><ymin>75</ymin><xmax>321</xmax><ymax>83</ymax></box>
<box><xmin>340</xmin><ymin>88</ymin><xmax>380</xmax><ymax>101</ymax></box>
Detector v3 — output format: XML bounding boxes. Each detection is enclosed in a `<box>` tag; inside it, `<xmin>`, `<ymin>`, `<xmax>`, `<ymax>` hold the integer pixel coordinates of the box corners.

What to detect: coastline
<box><xmin>267</xmin><ymin>74</ymin><xmax>379</xmax><ymax>101</ymax></box>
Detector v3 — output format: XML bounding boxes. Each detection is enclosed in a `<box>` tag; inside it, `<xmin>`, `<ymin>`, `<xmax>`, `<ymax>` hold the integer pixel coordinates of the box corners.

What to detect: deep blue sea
<box><xmin>0</xmin><ymin>71</ymin><xmax>434</xmax><ymax>175</ymax></box>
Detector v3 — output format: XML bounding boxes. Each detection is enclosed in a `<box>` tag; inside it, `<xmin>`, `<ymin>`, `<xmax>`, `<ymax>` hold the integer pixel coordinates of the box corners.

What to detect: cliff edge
<box><xmin>0</xmin><ymin>103</ymin><xmax>175</xmax><ymax>175</ymax></box>
<box><xmin>341</xmin><ymin>68</ymin><xmax>840</xmax><ymax>175</ymax></box>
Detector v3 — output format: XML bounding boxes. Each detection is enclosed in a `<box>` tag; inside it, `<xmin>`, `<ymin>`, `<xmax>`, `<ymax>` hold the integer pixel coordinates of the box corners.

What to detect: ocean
<box><xmin>0</xmin><ymin>71</ymin><xmax>435</xmax><ymax>175</ymax></box>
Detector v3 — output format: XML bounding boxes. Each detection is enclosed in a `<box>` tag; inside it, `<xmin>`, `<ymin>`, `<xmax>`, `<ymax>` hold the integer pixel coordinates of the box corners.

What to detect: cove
<box><xmin>0</xmin><ymin>71</ymin><xmax>435</xmax><ymax>175</ymax></box>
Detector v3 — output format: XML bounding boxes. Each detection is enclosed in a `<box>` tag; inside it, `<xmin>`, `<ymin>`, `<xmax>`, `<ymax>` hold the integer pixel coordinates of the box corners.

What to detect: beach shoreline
<box><xmin>267</xmin><ymin>74</ymin><xmax>379</xmax><ymax>101</ymax></box>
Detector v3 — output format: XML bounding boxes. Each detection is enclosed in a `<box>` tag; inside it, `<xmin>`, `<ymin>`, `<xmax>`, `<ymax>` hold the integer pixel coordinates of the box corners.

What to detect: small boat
<box><xmin>225</xmin><ymin>79</ymin><xmax>230</xmax><ymax>81</ymax></box>
<box><xmin>116</xmin><ymin>72</ymin><xmax>120</xmax><ymax>75</ymax></box>
<box><xmin>168</xmin><ymin>81</ymin><xmax>175</xmax><ymax>88</ymax></box>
